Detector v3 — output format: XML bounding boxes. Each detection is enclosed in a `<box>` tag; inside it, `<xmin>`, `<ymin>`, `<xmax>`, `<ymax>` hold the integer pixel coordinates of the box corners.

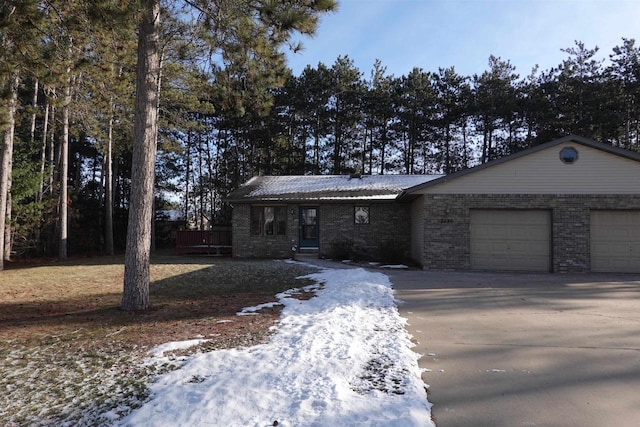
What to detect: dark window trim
<box><xmin>559</xmin><ymin>146</ymin><xmax>578</xmax><ymax>164</ymax></box>
<box><xmin>354</xmin><ymin>205</ymin><xmax>370</xmax><ymax>225</ymax></box>
<box><xmin>251</xmin><ymin>205</ymin><xmax>287</xmax><ymax>236</ymax></box>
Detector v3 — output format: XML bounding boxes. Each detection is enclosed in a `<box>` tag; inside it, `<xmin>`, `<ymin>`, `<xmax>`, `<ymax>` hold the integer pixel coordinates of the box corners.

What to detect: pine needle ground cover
<box><xmin>0</xmin><ymin>255</ymin><xmax>316</xmax><ymax>426</ymax></box>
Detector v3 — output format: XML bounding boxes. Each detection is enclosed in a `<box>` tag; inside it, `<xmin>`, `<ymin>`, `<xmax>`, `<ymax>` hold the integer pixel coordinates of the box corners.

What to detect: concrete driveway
<box><xmin>387</xmin><ymin>270</ymin><xmax>640</xmax><ymax>427</ymax></box>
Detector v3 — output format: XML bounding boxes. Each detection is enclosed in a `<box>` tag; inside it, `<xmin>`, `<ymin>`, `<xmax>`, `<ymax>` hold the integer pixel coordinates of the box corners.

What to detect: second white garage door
<box><xmin>591</xmin><ymin>210</ymin><xmax>640</xmax><ymax>273</ymax></box>
<box><xmin>470</xmin><ymin>209</ymin><xmax>551</xmax><ymax>272</ymax></box>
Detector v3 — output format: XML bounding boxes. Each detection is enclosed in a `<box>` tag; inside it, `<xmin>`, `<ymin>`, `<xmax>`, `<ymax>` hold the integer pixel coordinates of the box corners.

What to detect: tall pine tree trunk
<box><xmin>462</xmin><ymin>120</ymin><xmax>469</xmax><ymax>168</ymax></box>
<box><xmin>38</xmin><ymin>102</ymin><xmax>50</xmax><ymax>203</ymax></box>
<box><xmin>445</xmin><ymin>123</ymin><xmax>451</xmax><ymax>174</ymax></box>
<box><xmin>0</xmin><ymin>72</ymin><xmax>18</xmax><ymax>270</ymax></box>
<box><xmin>48</xmin><ymin>98</ymin><xmax>56</xmax><ymax>193</ymax></box>
<box><xmin>122</xmin><ymin>0</ymin><xmax>160</xmax><ymax>311</ymax></box>
<box><xmin>105</xmin><ymin>100</ymin><xmax>114</xmax><ymax>255</ymax></box>
<box><xmin>360</xmin><ymin>127</ymin><xmax>367</xmax><ymax>174</ymax></box>
<box><xmin>198</xmin><ymin>134</ymin><xmax>205</xmax><ymax>230</ymax></box>
<box><xmin>4</xmin><ymin>189</ymin><xmax>11</xmax><ymax>262</ymax></box>
<box><xmin>184</xmin><ymin>130</ymin><xmax>191</xmax><ymax>224</ymax></box>
<box><xmin>206</xmin><ymin>131</ymin><xmax>215</xmax><ymax>224</ymax></box>
<box><xmin>313</xmin><ymin>118</ymin><xmax>320</xmax><ymax>174</ymax></box>
<box><xmin>59</xmin><ymin>62</ymin><xmax>72</xmax><ymax>261</ymax></box>
<box><xmin>481</xmin><ymin>125</ymin><xmax>488</xmax><ymax>164</ymax></box>
<box><xmin>30</xmin><ymin>79</ymin><xmax>38</xmax><ymax>144</ymax></box>
<box><xmin>151</xmin><ymin>49</ymin><xmax>164</xmax><ymax>251</ymax></box>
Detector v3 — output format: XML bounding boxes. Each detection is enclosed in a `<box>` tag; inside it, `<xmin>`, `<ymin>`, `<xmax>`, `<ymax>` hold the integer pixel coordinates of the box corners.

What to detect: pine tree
<box><xmin>327</xmin><ymin>56</ymin><xmax>364</xmax><ymax>174</ymax></box>
<box><xmin>297</xmin><ymin>63</ymin><xmax>334</xmax><ymax>174</ymax></box>
<box><xmin>363</xmin><ymin>60</ymin><xmax>396</xmax><ymax>174</ymax></box>
<box><xmin>122</xmin><ymin>0</ymin><xmax>161</xmax><ymax>311</ymax></box>
<box><xmin>554</xmin><ymin>41</ymin><xmax>604</xmax><ymax>139</ymax></box>
<box><xmin>473</xmin><ymin>56</ymin><xmax>521</xmax><ymax>163</ymax></box>
<box><xmin>433</xmin><ymin>66</ymin><xmax>470</xmax><ymax>173</ymax></box>
<box><xmin>0</xmin><ymin>73</ymin><xmax>18</xmax><ymax>269</ymax></box>
<box><xmin>0</xmin><ymin>0</ymin><xmax>43</xmax><ymax>269</ymax></box>
<box><xmin>122</xmin><ymin>0</ymin><xmax>336</xmax><ymax>310</ymax></box>
<box><xmin>397</xmin><ymin>68</ymin><xmax>435</xmax><ymax>173</ymax></box>
<box><xmin>608</xmin><ymin>38</ymin><xmax>640</xmax><ymax>149</ymax></box>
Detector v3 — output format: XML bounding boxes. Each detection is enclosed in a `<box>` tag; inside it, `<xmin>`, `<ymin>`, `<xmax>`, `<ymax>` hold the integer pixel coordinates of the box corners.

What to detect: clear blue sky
<box><xmin>285</xmin><ymin>0</ymin><xmax>640</xmax><ymax>78</ymax></box>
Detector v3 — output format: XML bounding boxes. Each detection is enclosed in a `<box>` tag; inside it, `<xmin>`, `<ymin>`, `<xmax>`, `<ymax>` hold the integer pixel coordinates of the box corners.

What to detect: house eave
<box><xmin>226</xmin><ymin>194</ymin><xmax>402</xmax><ymax>204</ymax></box>
<box><xmin>401</xmin><ymin>135</ymin><xmax>640</xmax><ymax>196</ymax></box>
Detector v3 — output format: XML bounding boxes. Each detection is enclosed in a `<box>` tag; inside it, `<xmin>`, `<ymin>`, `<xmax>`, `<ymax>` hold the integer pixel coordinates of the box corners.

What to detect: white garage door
<box><xmin>590</xmin><ymin>210</ymin><xmax>640</xmax><ymax>273</ymax></box>
<box><xmin>470</xmin><ymin>210</ymin><xmax>551</xmax><ymax>272</ymax></box>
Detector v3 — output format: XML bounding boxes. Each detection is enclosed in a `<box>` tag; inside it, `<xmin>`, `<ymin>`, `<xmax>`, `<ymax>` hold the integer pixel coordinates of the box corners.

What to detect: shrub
<box><xmin>377</xmin><ymin>239</ymin><xmax>407</xmax><ymax>264</ymax></box>
<box><xmin>329</xmin><ymin>238</ymin><xmax>371</xmax><ymax>262</ymax></box>
<box><xmin>329</xmin><ymin>238</ymin><xmax>354</xmax><ymax>260</ymax></box>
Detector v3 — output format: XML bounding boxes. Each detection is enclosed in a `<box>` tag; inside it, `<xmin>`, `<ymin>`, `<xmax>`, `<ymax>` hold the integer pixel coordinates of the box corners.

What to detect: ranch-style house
<box><xmin>226</xmin><ymin>135</ymin><xmax>640</xmax><ymax>273</ymax></box>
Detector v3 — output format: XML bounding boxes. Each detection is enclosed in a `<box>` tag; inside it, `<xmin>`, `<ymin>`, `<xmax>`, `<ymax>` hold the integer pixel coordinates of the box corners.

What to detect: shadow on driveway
<box><xmin>386</xmin><ymin>270</ymin><xmax>640</xmax><ymax>427</ymax></box>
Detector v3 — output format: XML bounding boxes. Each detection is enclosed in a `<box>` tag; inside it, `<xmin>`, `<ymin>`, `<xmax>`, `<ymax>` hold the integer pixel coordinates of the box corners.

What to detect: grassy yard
<box><xmin>0</xmin><ymin>254</ymin><xmax>317</xmax><ymax>426</ymax></box>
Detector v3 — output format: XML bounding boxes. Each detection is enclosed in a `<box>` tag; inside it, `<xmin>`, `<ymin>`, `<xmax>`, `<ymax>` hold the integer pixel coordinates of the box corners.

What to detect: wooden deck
<box><xmin>176</xmin><ymin>228</ymin><xmax>232</xmax><ymax>255</ymax></box>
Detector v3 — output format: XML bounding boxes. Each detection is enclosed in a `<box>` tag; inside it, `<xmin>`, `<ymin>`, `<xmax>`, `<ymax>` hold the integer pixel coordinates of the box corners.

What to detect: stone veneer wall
<box><xmin>420</xmin><ymin>194</ymin><xmax>640</xmax><ymax>273</ymax></box>
<box><xmin>232</xmin><ymin>202</ymin><xmax>412</xmax><ymax>260</ymax></box>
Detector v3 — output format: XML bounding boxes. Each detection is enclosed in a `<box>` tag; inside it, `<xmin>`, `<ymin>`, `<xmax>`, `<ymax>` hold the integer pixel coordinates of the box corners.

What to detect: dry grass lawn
<box><xmin>0</xmin><ymin>253</ymin><xmax>318</xmax><ymax>426</ymax></box>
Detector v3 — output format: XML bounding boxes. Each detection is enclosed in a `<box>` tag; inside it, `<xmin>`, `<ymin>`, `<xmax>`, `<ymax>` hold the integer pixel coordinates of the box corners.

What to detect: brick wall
<box><xmin>232</xmin><ymin>202</ymin><xmax>411</xmax><ymax>261</ymax></box>
<box><xmin>232</xmin><ymin>204</ymin><xmax>299</xmax><ymax>258</ymax></box>
<box><xmin>318</xmin><ymin>202</ymin><xmax>411</xmax><ymax>260</ymax></box>
<box><xmin>420</xmin><ymin>194</ymin><xmax>640</xmax><ymax>272</ymax></box>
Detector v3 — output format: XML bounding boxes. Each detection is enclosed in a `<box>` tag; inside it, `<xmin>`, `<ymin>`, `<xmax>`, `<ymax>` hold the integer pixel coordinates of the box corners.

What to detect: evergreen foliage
<box><xmin>0</xmin><ymin>4</ymin><xmax>639</xmax><ymax>273</ymax></box>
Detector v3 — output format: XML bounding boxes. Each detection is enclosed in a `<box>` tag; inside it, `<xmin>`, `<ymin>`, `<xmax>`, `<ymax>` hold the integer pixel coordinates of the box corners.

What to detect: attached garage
<box><xmin>590</xmin><ymin>210</ymin><xmax>640</xmax><ymax>273</ymax></box>
<box><xmin>403</xmin><ymin>135</ymin><xmax>640</xmax><ymax>272</ymax></box>
<box><xmin>470</xmin><ymin>210</ymin><xmax>551</xmax><ymax>272</ymax></box>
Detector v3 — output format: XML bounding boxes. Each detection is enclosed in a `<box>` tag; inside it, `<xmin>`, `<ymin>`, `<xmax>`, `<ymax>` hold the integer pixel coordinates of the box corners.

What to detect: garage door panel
<box><xmin>527</xmin><ymin>241</ymin><xmax>549</xmax><ymax>253</ymax></box>
<box><xmin>610</xmin><ymin>230</ymin><xmax>629</xmax><ymax>240</ymax></box>
<box><xmin>470</xmin><ymin>210</ymin><xmax>551</xmax><ymax>272</ymax></box>
<box><xmin>508</xmin><ymin>241</ymin><xmax>527</xmax><ymax>253</ymax></box>
<box><xmin>591</xmin><ymin>210</ymin><xmax>640</xmax><ymax>273</ymax></box>
<box><xmin>602</xmin><ymin>227</ymin><xmax>634</xmax><ymax>240</ymax></box>
<box><xmin>514</xmin><ymin>254</ymin><xmax>548</xmax><ymax>266</ymax></box>
<box><xmin>595</xmin><ymin>243</ymin><xmax>630</xmax><ymax>259</ymax></box>
<box><xmin>471</xmin><ymin>242</ymin><xmax>490</xmax><ymax>253</ymax></box>
<box><xmin>602</xmin><ymin>257</ymin><xmax>635</xmax><ymax>271</ymax></box>
<box><xmin>513</xmin><ymin>226</ymin><xmax>547</xmax><ymax>240</ymax></box>
<box><xmin>509</xmin><ymin>240</ymin><xmax>543</xmax><ymax>254</ymax></box>
<box><xmin>487</xmin><ymin>226</ymin><xmax>508</xmax><ymax>239</ymax></box>
<box><xmin>491</xmin><ymin>242</ymin><xmax>509</xmax><ymax>252</ymax></box>
<box><xmin>509</xmin><ymin>228</ymin><xmax>530</xmax><ymax>240</ymax></box>
<box><xmin>612</xmin><ymin>259</ymin><xmax>633</xmax><ymax>270</ymax></box>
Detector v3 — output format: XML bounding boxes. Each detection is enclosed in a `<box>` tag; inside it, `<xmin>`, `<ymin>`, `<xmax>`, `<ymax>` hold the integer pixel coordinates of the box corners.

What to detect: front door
<box><xmin>299</xmin><ymin>207</ymin><xmax>319</xmax><ymax>248</ymax></box>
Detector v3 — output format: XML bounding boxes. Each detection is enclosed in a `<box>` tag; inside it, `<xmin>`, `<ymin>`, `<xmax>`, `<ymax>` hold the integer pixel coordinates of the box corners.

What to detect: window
<box><xmin>559</xmin><ymin>146</ymin><xmax>578</xmax><ymax>164</ymax></box>
<box><xmin>264</xmin><ymin>207</ymin><xmax>275</xmax><ymax>235</ymax></box>
<box><xmin>354</xmin><ymin>206</ymin><xmax>370</xmax><ymax>224</ymax></box>
<box><xmin>251</xmin><ymin>206</ymin><xmax>287</xmax><ymax>236</ymax></box>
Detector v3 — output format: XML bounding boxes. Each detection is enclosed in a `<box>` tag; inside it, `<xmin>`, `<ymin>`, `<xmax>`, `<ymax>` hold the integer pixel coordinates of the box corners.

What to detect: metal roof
<box><xmin>226</xmin><ymin>174</ymin><xmax>443</xmax><ymax>203</ymax></box>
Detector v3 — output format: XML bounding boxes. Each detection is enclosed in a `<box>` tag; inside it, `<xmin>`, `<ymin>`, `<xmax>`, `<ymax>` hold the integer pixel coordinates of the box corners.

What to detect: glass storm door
<box><xmin>299</xmin><ymin>207</ymin><xmax>319</xmax><ymax>248</ymax></box>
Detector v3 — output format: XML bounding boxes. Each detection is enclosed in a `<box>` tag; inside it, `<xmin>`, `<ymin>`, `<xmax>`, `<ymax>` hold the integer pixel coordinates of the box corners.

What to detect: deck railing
<box><xmin>175</xmin><ymin>227</ymin><xmax>232</xmax><ymax>255</ymax></box>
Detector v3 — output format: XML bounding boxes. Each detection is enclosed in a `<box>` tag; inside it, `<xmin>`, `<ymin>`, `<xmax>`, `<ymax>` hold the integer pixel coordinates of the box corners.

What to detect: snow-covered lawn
<box><xmin>116</xmin><ymin>266</ymin><xmax>434</xmax><ymax>426</ymax></box>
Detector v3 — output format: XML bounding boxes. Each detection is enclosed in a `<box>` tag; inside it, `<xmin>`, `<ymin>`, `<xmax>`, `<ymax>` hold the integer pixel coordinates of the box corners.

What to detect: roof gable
<box><xmin>403</xmin><ymin>135</ymin><xmax>640</xmax><ymax>196</ymax></box>
<box><xmin>227</xmin><ymin>174</ymin><xmax>443</xmax><ymax>202</ymax></box>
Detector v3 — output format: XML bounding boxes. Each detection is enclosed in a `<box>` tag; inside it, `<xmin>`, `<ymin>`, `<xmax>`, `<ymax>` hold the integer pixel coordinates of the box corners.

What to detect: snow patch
<box><xmin>118</xmin><ymin>267</ymin><xmax>433</xmax><ymax>426</ymax></box>
<box><xmin>236</xmin><ymin>301</ymin><xmax>281</xmax><ymax>316</ymax></box>
<box><xmin>148</xmin><ymin>339</ymin><xmax>210</xmax><ymax>358</ymax></box>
